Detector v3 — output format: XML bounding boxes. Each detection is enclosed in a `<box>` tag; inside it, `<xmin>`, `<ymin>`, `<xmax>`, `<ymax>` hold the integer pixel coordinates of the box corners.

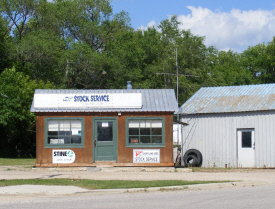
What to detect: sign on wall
<box><xmin>52</xmin><ymin>150</ymin><xmax>76</xmax><ymax>164</ymax></box>
<box><xmin>33</xmin><ymin>93</ymin><xmax>142</xmax><ymax>109</ymax></box>
<box><xmin>133</xmin><ymin>149</ymin><xmax>160</xmax><ymax>163</ymax></box>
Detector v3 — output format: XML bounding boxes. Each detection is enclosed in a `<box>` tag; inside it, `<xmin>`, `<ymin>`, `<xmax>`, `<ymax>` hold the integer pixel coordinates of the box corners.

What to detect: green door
<box><xmin>93</xmin><ymin>117</ymin><xmax>117</xmax><ymax>161</ymax></box>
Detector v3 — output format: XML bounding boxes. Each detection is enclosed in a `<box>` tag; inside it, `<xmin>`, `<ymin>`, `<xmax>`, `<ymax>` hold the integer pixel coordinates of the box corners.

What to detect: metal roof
<box><xmin>30</xmin><ymin>89</ymin><xmax>178</xmax><ymax>113</ymax></box>
<box><xmin>179</xmin><ymin>83</ymin><xmax>275</xmax><ymax>114</ymax></box>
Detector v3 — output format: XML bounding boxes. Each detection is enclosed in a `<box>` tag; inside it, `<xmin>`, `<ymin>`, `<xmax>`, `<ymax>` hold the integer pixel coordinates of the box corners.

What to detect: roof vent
<box><xmin>127</xmin><ymin>81</ymin><xmax>132</xmax><ymax>90</ymax></box>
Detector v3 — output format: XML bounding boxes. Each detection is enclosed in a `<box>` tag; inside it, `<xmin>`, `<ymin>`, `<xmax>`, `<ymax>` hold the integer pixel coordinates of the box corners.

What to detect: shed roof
<box><xmin>30</xmin><ymin>89</ymin><xmax>178</xmax><ymax>113</ymax></box>
<box><xmin>179</xmin><ymin>83</ymin><xmax>275</xmax><ymax>114</ymax></box>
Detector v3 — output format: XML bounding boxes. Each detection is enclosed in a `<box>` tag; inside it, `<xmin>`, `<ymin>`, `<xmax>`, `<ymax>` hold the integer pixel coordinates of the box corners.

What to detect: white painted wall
<box><xmin>180</xmin><ymin>110</ymin><xmax>275</xmax><ymax>168</ymax></box>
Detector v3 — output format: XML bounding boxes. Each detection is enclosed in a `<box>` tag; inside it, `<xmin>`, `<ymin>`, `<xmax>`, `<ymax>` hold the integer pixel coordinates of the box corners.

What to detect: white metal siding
<box><xmin>181</xmin><ymin>110</ymin><xmax>275</xmax><ymax>168</ymax></box>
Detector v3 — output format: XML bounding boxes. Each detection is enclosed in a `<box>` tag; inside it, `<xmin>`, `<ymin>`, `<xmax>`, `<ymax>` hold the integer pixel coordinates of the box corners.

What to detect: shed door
<box><xmin>93</xmin><ymin>118</ymin><xmax>117</xmax><ymax>162</ymax></box>
<box><xmin>237</xmin><ymin>129</ymin><xmax>255</xmax><ymax>168</ymax></box>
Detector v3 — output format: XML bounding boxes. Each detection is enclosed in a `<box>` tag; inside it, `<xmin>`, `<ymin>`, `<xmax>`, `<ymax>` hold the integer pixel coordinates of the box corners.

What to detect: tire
<box><xmin>183</xmin><ymin>149</ymin><xmax>203</xmax><ymax>167</ymax></box>
<box><xmin>184</xmin><ymin>154</ymin><xmax>198</xmax><ymax>167</ymax></box>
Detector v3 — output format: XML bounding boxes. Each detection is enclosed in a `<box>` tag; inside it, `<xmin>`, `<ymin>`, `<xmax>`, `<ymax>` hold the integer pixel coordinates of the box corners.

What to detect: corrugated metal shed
<box><xmin>30</xmin><ymin>89</ymin><xmax>178</xmax><ymax>112</ymax></box>
<box><xmin>179</xmin><ymin>83</ymin><xmax>275</xmax><ymax>114</ymax></box>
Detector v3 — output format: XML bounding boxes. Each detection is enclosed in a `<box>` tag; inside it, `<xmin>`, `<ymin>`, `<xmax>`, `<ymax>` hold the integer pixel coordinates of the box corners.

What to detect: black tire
<box><xmin>183</xmin><ymin>149</ymin><xmax>203</xmax><ymax>167</ymax></box>
<box><xmin>184</xmin><ymin>154</ymin><xmax>198</xmax><ymax>167</ymax></box>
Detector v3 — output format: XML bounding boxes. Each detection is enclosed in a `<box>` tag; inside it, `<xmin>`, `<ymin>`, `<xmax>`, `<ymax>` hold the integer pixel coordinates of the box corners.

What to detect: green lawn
<box><xmin>0</xmin><ymin>158</ymin><xmax>36</xmax><ymax>166</ymax></box>
<box><xmin>0</xmin><ymin>179</ymin><xmax>227</xmax><ymax>190</ymax></box>
<box><xmin>0</xmin><ymin>158</ymin><xmax>230</xmax><ymax>189</ymax></box>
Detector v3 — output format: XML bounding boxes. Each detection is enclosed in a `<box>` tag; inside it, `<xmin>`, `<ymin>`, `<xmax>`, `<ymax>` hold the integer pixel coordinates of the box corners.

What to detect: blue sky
<box><xmin>111</xmin><ymin>0</ymin><xmax>275</xmax><ymax>52</ymax></box>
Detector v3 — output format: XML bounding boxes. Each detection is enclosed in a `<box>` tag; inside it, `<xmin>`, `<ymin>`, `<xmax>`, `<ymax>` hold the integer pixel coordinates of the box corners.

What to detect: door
<box><xmin>93</xmin><ymin>118</ymin><xmax>117</xmax><ymax>162</ymax></box>
<box><xmin>237</xmin><ymin>129</ymin><xmax>255</xmax><ymax>168</ymax></box>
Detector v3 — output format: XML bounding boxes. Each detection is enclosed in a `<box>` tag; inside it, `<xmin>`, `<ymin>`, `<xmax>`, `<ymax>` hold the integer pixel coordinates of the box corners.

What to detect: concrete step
<box><xmin>95</xmin><ymin>161</ymin><xmax>116</xmax><ymax>168</ymax></box>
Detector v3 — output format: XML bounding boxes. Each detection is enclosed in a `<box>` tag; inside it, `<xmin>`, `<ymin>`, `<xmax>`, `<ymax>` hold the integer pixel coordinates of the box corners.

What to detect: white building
<box><xmin>179</xmin><ymin>84</ymin><xmax>275</xmax><ymax>168</ymax></box>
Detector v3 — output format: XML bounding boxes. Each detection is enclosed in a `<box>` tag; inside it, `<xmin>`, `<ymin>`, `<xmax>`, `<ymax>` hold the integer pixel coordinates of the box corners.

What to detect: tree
<box><xmin>241</xmin><ymin>38</ymin><xmax>275</xmax><ymax>84</ymax></box>
<box><xmin>155</xmin><ymin>15</ymin><xmax>210</xmax><ymax>104</ymax></box>
<box><xmin>205</xmin><ymin>50</ymin><xmax>255</xmax><ymax>87</ymax></box>
<box><xmin>105</xmin><ymin>27</ymin><xmax>163</xmax><ymax>89</ymax></box>
<box><xmin>0</xmin><ymin>0</ymin><xmax>38</xmax><ymax>40</ymax></box>
<box><xmin>0</xmin><ymin>16</ymin><xmax>11</xmax><ymax>72</ymax></box>
<box><xmin>1</xmin><ymin>0</ymin><xmax>131</xmax><ymax>88</ymax></box>
<box><xmin>0</xmin><ymin>67</ymin><xmax>54</xmax><ymax>157</ymax></box>
<box><xmin>55</xmin><ymin>0</ymin><xmax>131</xmax><ymax>88</ymax></box>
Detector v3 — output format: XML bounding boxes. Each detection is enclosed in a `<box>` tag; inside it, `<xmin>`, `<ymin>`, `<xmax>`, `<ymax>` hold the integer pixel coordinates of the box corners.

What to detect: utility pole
<box><xmin>176</xmin><ymin>47</ymin><xmax>180</xmax><ymax>145</ymax></box>
<box><xmin>154</xmin><ymin>48</ymin><xmax>200</xmax><ymax>145</ymax></box>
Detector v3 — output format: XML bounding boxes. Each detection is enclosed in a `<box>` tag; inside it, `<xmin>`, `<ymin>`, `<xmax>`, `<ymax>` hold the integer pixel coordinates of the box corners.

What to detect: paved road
<box><xmin>0</xmin><ymin>184</ymin><xmax>275</xmax><ymax>209</ymax></box>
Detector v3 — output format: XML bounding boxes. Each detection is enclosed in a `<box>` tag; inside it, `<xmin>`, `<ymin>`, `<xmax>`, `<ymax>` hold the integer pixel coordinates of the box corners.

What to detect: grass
<box><xmin>0</xmin><ymin>158</ymin><xmax>36</xmax><ymax>166</ymax></box>
<box><xmin>0</xmin><ymin>179</ymin><xmax>228</xmax><ymax>190</ymax></box>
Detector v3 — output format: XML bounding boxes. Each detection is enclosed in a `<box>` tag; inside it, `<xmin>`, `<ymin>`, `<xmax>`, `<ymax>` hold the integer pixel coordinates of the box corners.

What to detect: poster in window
<box><xmin>72</xmin><ymin>129</ymin><xmax>79</xmax><ymax>135</ymax></box>
<box><xmin>102</xmin><ymin>122</ymin><xmax>109</xmax><ymax>127</ymax></box>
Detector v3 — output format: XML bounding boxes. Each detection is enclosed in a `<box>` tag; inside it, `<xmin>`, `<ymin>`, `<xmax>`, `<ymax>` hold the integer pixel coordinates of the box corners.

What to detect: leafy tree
<box><xmin>241</xmin><ymin>38</ymin><xmax>275</xmax><ymax>84</ymax></box>
<box><xmin>0</xmin><ymin>67</ymin><xmax>54</xmax><ymax>157</ymax></box>
<box><xmin>105</xmin><ymin>28</ymin><xmax>160</xmax><ymax>89</ymax></box>
<box><xmin>61</xmin><ymin>41</ymin><xmax>109</xmax><ymax>89</ymax></box>
<box><xmin>206</xmin><ymin>50</ymin><xmax>255</xmax><ymax>87</ymax></box>
<box><xmin>13</xmin><ymin>29</ymin><xmax>65</xmax><ymax>85</ymax></box>
<box><xmin>0</xmin><ymin>0</ymin><xmax>38</xmax><ymax>40</ymax></box>
<box><xmin>53</xmin><ymin>0</ymin><xmax>130</xmax><ymax>51</ymax></box>
<box><xmin>154</xmin><ymin>15</ymin><xmax>211</xmax><ymax>104</ymax></box>
<box><xmin>0</xmin><ymin>0</ymin><xmax>64</xmax><ymax>85</ymax></box>
<box><xmin>0</xmin><ymin>16</ymin><xmax>11</xmax><ymax>72</ymax></box>
<box><xmin>43</xmin><ymin>0</ymin><xmax>131</xmax><ymax>88</ymax></box>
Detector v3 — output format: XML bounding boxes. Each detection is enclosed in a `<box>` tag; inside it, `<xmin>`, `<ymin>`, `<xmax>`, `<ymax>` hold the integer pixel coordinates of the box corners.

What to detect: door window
<box><xmin>242</xmin><ymin>131</ymin><xmax>252</xmax><ymax>148</ymax></box>
<box><xmin>97</xmin><ymin>122</ymin><xmax>113</xmax><ymax>141</ymax></box>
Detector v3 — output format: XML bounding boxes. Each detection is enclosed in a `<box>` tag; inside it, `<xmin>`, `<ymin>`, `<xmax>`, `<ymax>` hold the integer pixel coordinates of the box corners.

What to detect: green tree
<box><xmin>206</xmin><ymin>50</ymin><xmax>255</xmax><ymax>87</ymax></box>
<box><xmin>0</xmin><ymin>0</ymin><xmax>65</xmax><ymax>85</ymax></box>
<box><xmin>0</xmin><ymin>0</ymin><xmax>38</xmax><ymax>40</ymax></box>
<box><xmin>154</xmin><ymin>15</ymin><xmax>210</xmax><ymax>104</ymax></box>
<box><xmin>0</xmin><ymin>16</ymin><xmax>11</xmax><ymax>72</ymax></box>
<box><xmin>241</xmin><ymin>38</ymin><xmax>275</xmax><ymax>84</ymax></box>
<box><xmin>0</xmin><ymin>67</ymin><xmax>54</xmax><ymax>157</ymax></box>
<box><xmin>105</xmin><ymin>27</ymin><xmax>161</xmax><ymax>89</ymax></box>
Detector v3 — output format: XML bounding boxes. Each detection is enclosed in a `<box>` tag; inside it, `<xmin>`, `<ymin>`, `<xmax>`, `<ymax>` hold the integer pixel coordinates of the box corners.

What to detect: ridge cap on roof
<box><xmin>200</xmin><ymin>83</ymin><xmax>275</xmax><ymax>90</ymax></box>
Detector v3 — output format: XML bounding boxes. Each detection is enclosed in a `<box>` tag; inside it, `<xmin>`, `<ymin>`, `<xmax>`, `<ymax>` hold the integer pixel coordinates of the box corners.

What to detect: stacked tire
<box><xmin>182</xmin><ymin>149</ymin><xmax>203</xmax><ymax>167</ymax></box>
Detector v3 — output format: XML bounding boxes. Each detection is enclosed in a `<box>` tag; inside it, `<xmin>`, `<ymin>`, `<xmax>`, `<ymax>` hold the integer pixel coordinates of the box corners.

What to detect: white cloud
<box><xmin>138</xmin><ymin>20</ymin><xmax>157</xmax><ymax>31</ymax></box>
<box><xmin>176</xmin><ymin>6</ymin><xmax>275</xmax><ymax>52</ymax></box>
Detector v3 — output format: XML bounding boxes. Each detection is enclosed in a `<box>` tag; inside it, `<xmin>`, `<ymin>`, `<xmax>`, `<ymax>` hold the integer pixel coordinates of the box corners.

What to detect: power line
<box><xmin>154</xmin><ymin>73</ymin><xmax>200</xmax><ymax>77</ymax></box>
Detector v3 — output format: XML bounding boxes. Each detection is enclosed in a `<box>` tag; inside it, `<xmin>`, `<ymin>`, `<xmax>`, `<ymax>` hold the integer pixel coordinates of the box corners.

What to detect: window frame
<box><xmin>126</xmin><ymin>117</ymin><xmax>165</xmax><ymax>147</ymax></box>
<box><xmin>44</xmin><ymin>117</ymin><xmax>84</xmax><ymax>148</ymax></box>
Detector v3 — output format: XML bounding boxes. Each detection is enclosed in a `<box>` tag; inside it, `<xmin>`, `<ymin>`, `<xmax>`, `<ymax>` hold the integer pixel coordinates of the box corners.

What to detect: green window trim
<box><xmin>126</xmin><ymin>117</ymin><xmax>165</xmax><ymax>148</ymax></box>
<box><xmin>44</xmin><ymin>117</ymin><xmax>85</xmax><ymax>148</ymax></box>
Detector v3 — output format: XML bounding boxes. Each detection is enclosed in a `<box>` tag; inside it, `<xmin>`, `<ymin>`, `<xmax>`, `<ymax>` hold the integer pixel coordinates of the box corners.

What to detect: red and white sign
<box><xmin>133</xmin><ymin>149</ymin><xmax>160</xmax><ymax>163</ymax></box>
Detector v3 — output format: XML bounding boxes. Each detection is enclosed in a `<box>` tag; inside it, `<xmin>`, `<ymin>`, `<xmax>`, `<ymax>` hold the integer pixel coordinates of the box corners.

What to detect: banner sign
<box><xmin>34</xmin><ymin>93</ymin><xmax>142</xmax><ymax>109</ymax></box>
<box><xmin>133</xmin><ymin>149</ymin><xmax>160</xmax><ymax>163</ymax></box>
<box><xmin>52</xmin><ymin>150</ymin><xmax>76</xmax><ymax>164</ymax></box>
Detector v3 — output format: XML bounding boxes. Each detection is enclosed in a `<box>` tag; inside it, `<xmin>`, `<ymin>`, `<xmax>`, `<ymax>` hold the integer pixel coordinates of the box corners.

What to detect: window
<box><xmin>126</xmin><ymin>117</ymin><xmax>165</xmax><ymax>147</ymax></box>
<box><xmin>45</xmin><ymin>118</ymin><xmax>84</xmax><ymax>148</ymax></box>
<box><xmin>242</xmin><ymin>131</ymin><xmax>252</xmax><ymax>148</ymax></box>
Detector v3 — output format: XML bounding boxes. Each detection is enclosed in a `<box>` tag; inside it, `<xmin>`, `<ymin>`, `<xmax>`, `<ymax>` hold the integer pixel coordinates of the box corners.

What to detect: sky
<box><xmin>111</xmin><ymin>0</ymin><xmax>275</xmax><ymax>52</ymax></box>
